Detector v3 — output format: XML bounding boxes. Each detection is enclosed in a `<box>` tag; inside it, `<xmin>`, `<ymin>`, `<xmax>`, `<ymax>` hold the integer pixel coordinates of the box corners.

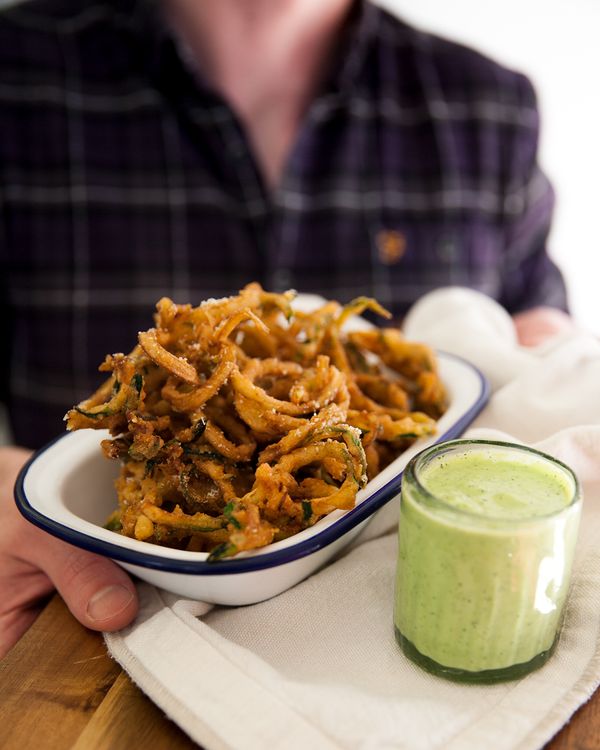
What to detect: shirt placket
<box><xmin>208</xmin><ymin>109</ymin><xmax>272</xmax><ymax>269</ymax></box>
<box><xmin>266</xmin><ymin>4</ymin><xmax>381</xmax><ymax>297</ymax></box>
<box><xmin>153</xmin><ymin>33</ymin><xmax>272</xmax><ymax>289</ymax></box>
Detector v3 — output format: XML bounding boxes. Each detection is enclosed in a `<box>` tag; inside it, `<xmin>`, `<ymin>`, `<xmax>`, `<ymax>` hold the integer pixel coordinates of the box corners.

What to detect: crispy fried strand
<box><xmin>139</xmin><ymin>329</ymin><xmax>199</xmax><ymax>384</ymax></box>
<box><xmin>66</xmin><ymin>283</ymin><xmax>447</xmax><ymax>560</ymax></box>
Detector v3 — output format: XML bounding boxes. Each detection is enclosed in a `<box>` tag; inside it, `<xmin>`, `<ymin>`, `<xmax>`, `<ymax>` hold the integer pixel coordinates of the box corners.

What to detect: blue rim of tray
<box><xmin>14</xmin><ymin>352</ymin><xmax>489</xmax><ymax>575</ymax></box>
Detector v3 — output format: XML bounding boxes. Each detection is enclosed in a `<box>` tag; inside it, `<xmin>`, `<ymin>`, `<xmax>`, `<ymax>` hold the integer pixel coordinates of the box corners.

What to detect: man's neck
<box><xmin>165</xmin><ymin>0</ymin><xmax>354</xmax><ymax>188</ymax></box>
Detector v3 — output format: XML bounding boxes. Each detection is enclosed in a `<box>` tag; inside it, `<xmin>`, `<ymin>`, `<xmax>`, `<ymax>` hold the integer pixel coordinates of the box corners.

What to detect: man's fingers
<box><xmin>31</xmin><ymin>535</ymin><xmax>138</xmax><ymax>631</ymax></box>
<box><xmin>513</xmin><ymin>306</ymin><xmax>575</xmax><ymax>347</ymax></box>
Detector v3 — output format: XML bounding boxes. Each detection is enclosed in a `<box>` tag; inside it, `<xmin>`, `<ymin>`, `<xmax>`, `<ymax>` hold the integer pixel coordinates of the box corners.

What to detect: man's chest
<box><xmin>1</xmin><ymin>91</ymin><xmax>507</xmax><ymax>318</ymax></box>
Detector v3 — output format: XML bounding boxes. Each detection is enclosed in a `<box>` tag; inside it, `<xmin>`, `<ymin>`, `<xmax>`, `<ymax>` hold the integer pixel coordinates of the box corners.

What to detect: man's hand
<box><xmin>512</xmin><ymin>306</ymin><xmax>576</xmax><ymax>347</ymax></box>
<box><xmin>0</xmin><ymin>446</ymin><xmax>138</xmax><ymax>657</ymax></box>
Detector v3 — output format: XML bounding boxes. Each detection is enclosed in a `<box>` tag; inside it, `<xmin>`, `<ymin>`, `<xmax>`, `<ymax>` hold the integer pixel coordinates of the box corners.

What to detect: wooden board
<box><xmin>0</xmin><ymin>595</ymin><xmax>598</xmax><ymax>749</ymax></box>
<box><xmin>0</xmin><ymin>596</ymin><xmax>195</xmax><ymax>749</ymax></box>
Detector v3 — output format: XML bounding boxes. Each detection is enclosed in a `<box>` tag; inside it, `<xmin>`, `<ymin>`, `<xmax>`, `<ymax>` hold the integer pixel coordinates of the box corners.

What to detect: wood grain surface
<box><xmin>0</xmin><ymin>595</ymin><xmax>598</xmax><ymax>750</ymax></box>
<box><xmin>0</xmin><ymin>596</ymin><xmax>196</xmax><ymax>750</ymax></box>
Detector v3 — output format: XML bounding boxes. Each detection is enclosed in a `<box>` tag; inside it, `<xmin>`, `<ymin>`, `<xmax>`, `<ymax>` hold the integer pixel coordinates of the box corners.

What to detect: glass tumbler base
<box><xmin>395</xmin><ymin>627</ymin><xmax>558</xmax><ymax>684</ymax></box>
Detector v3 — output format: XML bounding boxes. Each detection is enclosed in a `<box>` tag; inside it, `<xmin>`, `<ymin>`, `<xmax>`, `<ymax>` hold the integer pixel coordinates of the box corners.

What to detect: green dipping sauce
<box><xmin>394</xmin><ymin>440</ymin><xmax>581</xmax><ymax>682</ymax></box>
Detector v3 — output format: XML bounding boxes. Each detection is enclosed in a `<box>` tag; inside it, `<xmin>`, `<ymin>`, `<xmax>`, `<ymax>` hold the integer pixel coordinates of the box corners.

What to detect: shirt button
<box><xmin>272</xmin><ymin>268</ymin><xmax>292</xmax><ymax>290</ymax></box>
<box><xmin>377</xmin><ymin>230</ymin><xmax>406</xmax><ymax>265</ymax></box>
<box><xmin>436</xmin><ymin>235</ymin><xmax>458</xmax><ymax>262</ymax></box>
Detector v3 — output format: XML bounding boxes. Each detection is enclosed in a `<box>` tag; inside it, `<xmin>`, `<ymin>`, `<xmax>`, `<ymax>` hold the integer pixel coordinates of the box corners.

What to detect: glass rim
<box><xmin>404</xmin><ymin>438</ymin><xmax>581</xmax><ymax>526</ymax></box>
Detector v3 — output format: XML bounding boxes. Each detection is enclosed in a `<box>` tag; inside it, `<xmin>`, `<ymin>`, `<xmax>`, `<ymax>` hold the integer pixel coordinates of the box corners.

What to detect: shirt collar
<box><xmin>127</xmin><ymin>0</ymin><xmax>381</xmax><ymax>96</ymax></box>
<box><xmin>334</xmin><ymin>0</ymin><xmax>381</xmax><ymax>95</ymax></box>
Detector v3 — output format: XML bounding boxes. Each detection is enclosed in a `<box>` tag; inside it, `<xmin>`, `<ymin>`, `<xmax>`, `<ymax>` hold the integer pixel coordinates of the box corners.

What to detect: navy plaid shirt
<box><xmin>0</xmin><ymin>0</ymin><xmax>567</xmax><ymax>448</ymax></box>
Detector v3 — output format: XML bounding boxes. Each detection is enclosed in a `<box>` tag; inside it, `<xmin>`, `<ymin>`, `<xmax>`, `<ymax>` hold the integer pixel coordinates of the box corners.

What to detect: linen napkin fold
<box><xmin>106</xmin><ymin>288</ymin><xmax>600</xmax><ymax>750</ymax></box>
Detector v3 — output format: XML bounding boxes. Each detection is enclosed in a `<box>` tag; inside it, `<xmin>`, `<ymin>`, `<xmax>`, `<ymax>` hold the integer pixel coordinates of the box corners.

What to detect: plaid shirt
<box><xmin>0</xmin><ymin>0</ymin><xmax>567</xmax><ymax>448</ymax></box>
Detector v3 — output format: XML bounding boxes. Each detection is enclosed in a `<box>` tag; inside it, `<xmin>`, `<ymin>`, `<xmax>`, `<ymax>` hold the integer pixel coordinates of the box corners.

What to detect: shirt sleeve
<box><xmin>499</xmin><ymin>73</ymin><xmax>569</xmax><ymax>314</ymax></box>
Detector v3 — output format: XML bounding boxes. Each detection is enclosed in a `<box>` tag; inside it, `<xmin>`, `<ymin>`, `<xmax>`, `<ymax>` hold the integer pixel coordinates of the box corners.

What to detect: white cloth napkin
<box><xmin>106</xmin><ymin>288</ymin><xmax>600</xmax><ymax>750</ymax></box>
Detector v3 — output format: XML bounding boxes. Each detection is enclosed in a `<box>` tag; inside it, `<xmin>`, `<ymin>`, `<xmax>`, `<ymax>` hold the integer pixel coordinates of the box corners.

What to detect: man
<box><xmin>0</xmin><ymin>0</ymin><xmax>574</xmax><ymax>655</ymax></box>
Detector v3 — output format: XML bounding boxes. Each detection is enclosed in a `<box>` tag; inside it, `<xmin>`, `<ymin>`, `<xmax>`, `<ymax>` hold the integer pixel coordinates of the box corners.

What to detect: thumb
<box><xmin>31</xmin><ymin>533</ymin><xmax>138</xmax><ymax>631</ymax></box>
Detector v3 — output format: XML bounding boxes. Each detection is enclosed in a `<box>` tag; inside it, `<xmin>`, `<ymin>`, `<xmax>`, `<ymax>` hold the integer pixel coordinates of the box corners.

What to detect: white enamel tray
<box><xmin>15</xmin><ymin>352</ymin><xmax>488</xmax><ymax>605</ymax></box>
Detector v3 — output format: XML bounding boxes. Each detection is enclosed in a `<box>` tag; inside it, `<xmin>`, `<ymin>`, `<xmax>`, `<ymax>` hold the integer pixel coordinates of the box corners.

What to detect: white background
<box><xmin>377</xmin><ymin>0</ymin><xmax>600</xmax><ymax>333</ymax></box>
